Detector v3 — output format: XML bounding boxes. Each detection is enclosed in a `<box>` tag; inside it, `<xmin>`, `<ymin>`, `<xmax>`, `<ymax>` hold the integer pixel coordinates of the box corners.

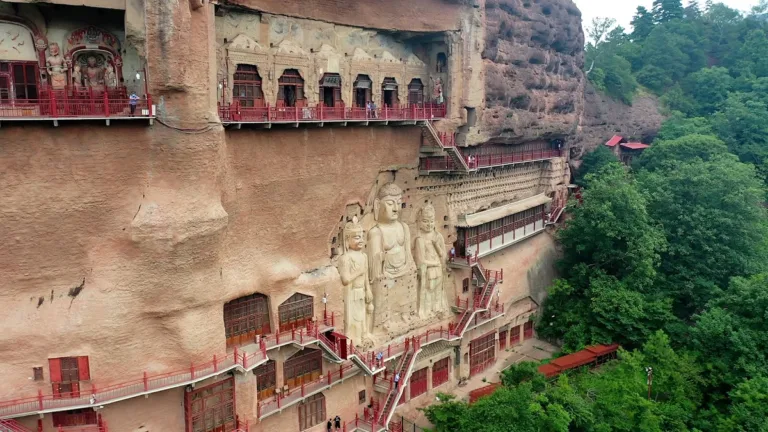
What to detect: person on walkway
<box><xmin>394</xmin><ymin>372</ymin><xmax>401</xmax><ymax>391</ymax></box>
<box><xmin>449</xmin><ymin>246</ymin><xmax>456</xmax><ymax>261</ymax></box>
<box><xmin>334</xmin><ymin>415</ymin><xmax>341</xmax><ymax>431</ymax></box>
<box><xmin>376</xmin><ymin>351</ymin><xmax>384</xmax><ymax>368</ymax></box>
<box><xmin>327</xmin><ymin>418</ymin><xmax>333</xmax><ymax>432</ymax></box>
<box><xmin>129</xmin><ymin>92</ymin><xmax>139</xmax><ymax>116</ymax></box>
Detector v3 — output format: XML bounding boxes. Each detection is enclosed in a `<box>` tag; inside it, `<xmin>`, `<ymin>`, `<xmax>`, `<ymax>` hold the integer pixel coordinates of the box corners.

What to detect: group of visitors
<box><xmin>366</xmin><ymin>100</ymin><xmax>379</xmax><ymax>118</ymax></box>
<box><xmin>327</xmin><ymin>415</ymin><xmax>342</xmax><ymax>431</ymax></box>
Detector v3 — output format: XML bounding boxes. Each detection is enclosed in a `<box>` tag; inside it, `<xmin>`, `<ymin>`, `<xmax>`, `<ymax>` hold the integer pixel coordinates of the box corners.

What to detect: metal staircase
<box><xmin>0</xmin><ymin>420</ymin><xmax>32</xmax><ymax>432</ymax></box>
<box><xmin>376</xmin><ymin>339</ymin><xmax>421</xmax><ymax>428</ymax></box>
<box><xmin>422</xmin><ymin>121</ymin><xmax>471</xmax><ymax>173</ymax></box>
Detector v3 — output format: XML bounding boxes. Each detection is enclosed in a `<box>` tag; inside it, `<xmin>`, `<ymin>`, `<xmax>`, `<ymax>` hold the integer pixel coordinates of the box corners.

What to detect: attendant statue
<box><xmin>72</xmin><ymin>65</ymin><xmax>83</xmax><ymax>89</ymax></box>
<box><xmin>337</xmin><ymin>216</ymin><xmax>373</xmax><ymax>342</ymax></box>
<box><xmin>46</xmin><ymin>43</ymin><xmax>67</xmax><ymax>89</ymax></box>
<box><xmin>84</xmin><ymin>56</ymin><xmax>104</xmax><ymax>90</ymax></box>
<box><xmin>104</xmin><ymin>64</ymin><xmax>117</xmax><ymax>88</ymax></box>
<box><xmin>413</xmin><ymin>204</ymin><xmax>447</xmax><ymax>317</ymax></box>
<box><xmin>432</xmin><ymin>77</ymin><xmax>444</xmax><ymax>104</ymax></box>
<box><xmin>368</xmin><ymin>182</ymin><xmax>414</xmax><ymax>282</ymax></box>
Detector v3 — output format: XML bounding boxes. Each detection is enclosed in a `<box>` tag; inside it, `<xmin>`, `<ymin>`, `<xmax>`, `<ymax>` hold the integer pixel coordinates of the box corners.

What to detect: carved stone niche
<box><xmin>190</xmin><ymin>0</ymin><xmax>205</xmax><ymax>10</ymax></box>
<box><xmin>225</xmin><ymin>34</ymin><xmax>270</xmax><ymax>103</ymax></box>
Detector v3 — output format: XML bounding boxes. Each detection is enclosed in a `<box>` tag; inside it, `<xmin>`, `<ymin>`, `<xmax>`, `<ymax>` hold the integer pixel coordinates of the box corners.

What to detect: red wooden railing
<box><xmin>420</xmin><ymin>149</ymin><xmax>562</xmax><ymax>172</ymax></box>
<box><xmin>0</xmin><ymin>313</ymin><xmax>336</xmax><ymax>418</ymax></box>
<box><xmin>0</xmin><ymin>87</ymin><xmax>153</xmax><ymax>119</ymax></box>
<box><xmin>219</xmin><ymin>101</ymin><xmax>446</xmax><ymax>124</ymax></box>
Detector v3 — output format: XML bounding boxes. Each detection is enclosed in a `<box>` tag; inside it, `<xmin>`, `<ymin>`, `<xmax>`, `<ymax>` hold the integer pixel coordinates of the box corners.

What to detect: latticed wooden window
<box><xmin>278</xmin><ymin>293</ymin><xmax>313</xmax><ymax>331</ymax></box>
<box><xmin>185</xmin><ymin>377</ymin><xmax>236</xmax><ymax>432</ymax></box>
<box><xmin>408</xmin><ymin>78</ymin><xmax>424</xmax><ymax>105</ymax></box>
<box><xmin>52</xmin><ymin>409</ymin><xmax>97</xmax><ymax>427</ymax></box>
<box><xmin>254</xmin><ymin>360</ymin><xmax>276</xmax><ymax>400</ymax></box>
<box><xmin>509</xmin><ymin>325</ymin><xmax>521</xmax><ymax>345</ymax></box>
<box><xmin>233</xmin><ymin>64</ymin><xmax>263</xmax><ymax>107</ymax></box>
<box><xmin>469</xmin><ymin>332</ymin><xmax>496</xmax><ymax>377</ymax></box>
<box><xmin>284</xmin><ymin>349</ymin><xmax>322</xmax><ymax>389</ymax></box>
<box><xmin>278</xmin><ymin>69</ymin><xmax>305</xmax><ymax>107</ymax></box>
<box><xmin>223</xmin><ymin>293</ymin><xmax>271</xmax><ymax>347</ymax></box>
<box><xmin>298</xmin><ymin>393</ymin><xmax>325</xmax><ymax>431</ymax></box>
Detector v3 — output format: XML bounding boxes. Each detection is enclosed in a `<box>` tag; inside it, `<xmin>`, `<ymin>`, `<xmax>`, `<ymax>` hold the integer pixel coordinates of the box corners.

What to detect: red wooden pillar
<box><xmin>103</xmin><ymin>91</ymin><xmax>110</xmax><ymax>117</ymax></box>
<box><xmin>143</xmin><ymin>371</ymin><xmax>149</xmax><ymax>391</ymax></box>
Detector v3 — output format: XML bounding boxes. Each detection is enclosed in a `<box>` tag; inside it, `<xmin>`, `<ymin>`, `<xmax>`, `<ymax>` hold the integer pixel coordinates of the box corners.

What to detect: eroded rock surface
<box><xmin>478</xmin><ymin>0</ymin><xmax>584</xmax><ymax>145</ymax></box>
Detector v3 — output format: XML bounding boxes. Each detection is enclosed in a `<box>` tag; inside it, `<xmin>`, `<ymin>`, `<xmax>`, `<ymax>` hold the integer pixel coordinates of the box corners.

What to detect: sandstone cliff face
<box><xmin>478</xmin><ymin>0</ymin><xmax>584</xmax><ymax>145</ymax></box>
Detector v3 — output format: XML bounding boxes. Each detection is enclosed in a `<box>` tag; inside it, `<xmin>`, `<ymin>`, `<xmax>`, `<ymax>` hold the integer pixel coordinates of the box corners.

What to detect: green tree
<box><xmin>717</xmin><ymin>376</ymin><xmax>768</xmax><ymax>432</ymax></box>
<box><xmin>712</xmin><ymin>92</ymin><xmax>768</xmax><ymax>181</ymax></box>
<box><xmin>654</xmin><ymin>114</ymin><xmax>713</xmax><ymax>141</ymax></box>
<box><xmin>636</xmin><ymin>133</ymin><xmax>727</xmax><ymax>171</ymax></box>
<box><xmin>684</xmin><ymin>0</ymin><xmax>702</xmax><ymax>19</ymax></box>
<box><xmin>638</xmin><ymin>155</ymin><xmax>768</xmax><ymax>316</ymax></box>
<box><xmin>559</xmin><ymin>163</ymin><xmax>666</xmax><ymax>289</ymax></box>
<box><xmin>683</xmin><ymin>66</ymin><xmax>733</xmax><ymax>115</ymax></box>
<box><xmin>691</xmin><ymin>274</ymin><xmax>768</xmax><ymax>389</ymax></box>
<box><xmin>575</xmin><ymin>145</ymin><xmax>618</xmax><ymax>186</ymax></box>
<box><xmin>653</xmin><ymin>0</ymin><xmax>685</xmax><ymax>23</ymax></box>
<box><xmin>501</xmin><ymin>361</ymin><xmax>546</xmax><ymax>391</ymax></box>
<box><xmin>734</xmin><ymin>29</ymin><xmax>768</xmax><ymax>78</ymax></box>
<box><xmin>632</xmin><ymin>6</ymin><xmax>657</xmax><ymax>40</ymax></box>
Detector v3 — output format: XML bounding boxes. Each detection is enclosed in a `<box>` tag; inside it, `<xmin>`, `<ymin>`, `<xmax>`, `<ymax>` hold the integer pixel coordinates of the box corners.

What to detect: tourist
<box><xmin>371</xmin><ymin>101</ymin><xmax>378</xmax><ymax>119</ymax></box>
<box><xmin>450</xmin><ymin>246</ymin><xmax>456</xmax><ymax>261</ymax></box>
<box><xmin>334</xmin><ymin>415</ymin><xmax>341</xmax><ymax>431</ymax></box>
<box><xmin>327</xmin><ymin>418</ymin><xmax>333</xmax><ymax>432</ymax></box>
<box><xmin>129</xmin><ymin>92</ymin><xmax>139</xmax><ymax>116</ymax></box>
<box><xmin>394</xmin><ymin>372</ymin><xmax>400</xmax><ymax>391</ymax></box>
<box><xmin>376</xmin><ymin>351</ymin><xmax>384</xmax><ymax>367</ymax></box>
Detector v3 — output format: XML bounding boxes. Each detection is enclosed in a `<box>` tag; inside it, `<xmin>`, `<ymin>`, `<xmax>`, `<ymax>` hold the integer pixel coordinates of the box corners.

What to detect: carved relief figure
<box><xmin>46</xmin><ymin>43</ymin><xmax>67</xmax><ymax>89</ymax></box>
<box><xmin>432</xmin><ymin>77</ymin><xmax>444</xmax><ymax>104</ymax></box>
<box><xmin>104</xmin><ymin>64</ymin><xmax>117</xmax><ymax>88</ymax></box>
<box><xmin>337</xmin><ymin>216</ymin><xmax>373</xmax><ymax>343</ymax></box>
<box><xmin>368</xmin><ymin>182</ymin><xmax>414</xmax><ymax>282</ymax></box>
<box><xmin>84</xmin><ymin>56</ymin><xmax>104</xmax><ymax>90</ymax></box>
<box><xmin>413</xmin><ymin>204</ymin><xmax>448</xmax><ymax>317</ymax></box>
<box><xmin>72</xmin><ymin>65</ymin><xmax>83</xmax><ymax>89</ymax></box>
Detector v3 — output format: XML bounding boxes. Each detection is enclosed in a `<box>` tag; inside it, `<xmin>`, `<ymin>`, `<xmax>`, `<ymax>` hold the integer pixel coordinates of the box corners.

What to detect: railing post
<box><xmin>328</xmin><ymin>371</ymin><xmax>332</xmax><ymax>385</ymax></box>
<box><xmin>143</xmin><ymin>371</ymin><xmax>149</xmax><ymax>392</ymax></box>
<box><xmin>147</xmin><ymin>94</ymin><xmax>153</xmax><ymax>116</ymax></box>
<box><xmin>38</xmin><ymin>389</ymin><xmax>44</xmax><ymax>410</ymax></box>
<box><xmin>243</xmin><ymin>352</ymin><xmax>248</xmax><ymax>369</ymax></box>
<box><xmin>276</xmin><ymin>331</ymin><xmax>280</xmax><ymax>345</ymax></box>
<box><xmin>257</xmin><ymin>401</ymin><xmax>261</xmax><ymax>418</ymax></box>
<box><xmin>320</xmin><ymin>103</ymin><xmax>324</xmax><ymax>120</ymax></box>
<box><xmin>213</xmin><ymin>354</ymin><xmax>218</xmax><ymax>372</ymax></box>
<box><xmin>301</xmin><ymin>382</ymin><xmax>305</xmax><ymax>397</ymax></box>
<box><xmin>292</xmin><ymin>327</ymin><xmax>295</xmax><ymax>341</ymax></box>
<box><xmin>190</xmin><ymin>362</ymin><xmax>195</xmax><ymax>379</ymax></box>
<box><xmin>295</xmin><ymin>105</ymin><xmax>299</xmax><ymax>122</ymax></box>
<box><xmin>103</xmin><ymin>91</ymin><xmax>110</xmax><ymax>117</ymax></box>
<box><xmin>50</xmin><ymin>91</ymin><xmax>58</xmax><ymax>118</ymax></box>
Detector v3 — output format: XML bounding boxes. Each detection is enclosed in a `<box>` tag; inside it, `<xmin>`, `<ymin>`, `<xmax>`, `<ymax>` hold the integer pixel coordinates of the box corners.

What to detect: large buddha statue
<box><xmin>367</xmin><ymin>182</ymin><xmax>414</xmax><ymax>282</ymax></box>
<box><xmin>336</xmin><ymin>217</ymin><xmax>373</xmax><ymax>343</ymax></box>
<box><xmin>413</xmin><ymin>203</ymin><xmax>447</xmax><ymax>317</ymax></box>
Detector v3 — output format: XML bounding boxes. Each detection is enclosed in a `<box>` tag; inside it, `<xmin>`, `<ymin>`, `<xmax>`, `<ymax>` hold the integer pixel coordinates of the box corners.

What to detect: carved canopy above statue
<box><xmin>64</xmin><ymin>26</ymin><xmax>121</xmax><ymax>57</ymax></box>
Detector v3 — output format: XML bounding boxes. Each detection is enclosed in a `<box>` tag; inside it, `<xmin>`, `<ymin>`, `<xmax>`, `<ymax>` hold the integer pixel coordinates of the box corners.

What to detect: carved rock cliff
<box><xmin>477</xmin><ymin>0</ymin><xmax>585</xmax><ymax>146</ymax></box>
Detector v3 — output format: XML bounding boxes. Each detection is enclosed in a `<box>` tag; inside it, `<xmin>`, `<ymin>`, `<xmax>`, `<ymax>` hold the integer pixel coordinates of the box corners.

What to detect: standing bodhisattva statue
<box><xmin>414</xmin><ymin>203</ymin><xmax>447</xmax><ymax>317</ymax></box>
<box><xmin>368</xmin><ymin>182</ymin><xmax>414</xmax><ymax>281</ymax></box>
<box><xmin>337</xmin><ymin>216</ymin><xmax>373</xmax><ymax>343</ymax></box>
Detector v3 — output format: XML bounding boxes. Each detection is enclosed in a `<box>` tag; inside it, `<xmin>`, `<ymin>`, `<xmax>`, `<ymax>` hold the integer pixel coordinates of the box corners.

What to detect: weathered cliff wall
<box><xmin>478</xmin><ymin>0</ymin><xmax>584</xmax><ymax>145</ymax></box>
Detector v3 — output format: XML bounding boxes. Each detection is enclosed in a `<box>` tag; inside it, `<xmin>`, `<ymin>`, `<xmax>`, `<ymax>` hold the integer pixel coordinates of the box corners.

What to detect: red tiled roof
<box><xmin>538</xmin><ymin>363</ymin><xmax>561</xmax><ymax>378</ymax></box>
<box><xmin>620</xmin><ymin>142</ymin><xmax>650</xmax><ymax>150</ymax></box>
<box><xmin>605</xmin><ymin>135</ymin><xmax>623</xmax><ymax>147</ymax></box>
<box><xmin>585</xmin><ymin>344</ymin><xmax>620</xmax><ymax>357</ymax></box>
<box><xmin>550</xmin><ymin>350</ymin><xmax>596</xmax><ymax>370</ymax></box>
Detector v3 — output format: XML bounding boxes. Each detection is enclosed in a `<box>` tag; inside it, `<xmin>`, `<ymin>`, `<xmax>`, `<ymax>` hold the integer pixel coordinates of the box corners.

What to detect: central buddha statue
<box><xmin>367</xmin><ymin>182</ymin><xmax>414</xmax><ymax>281</ymax></box>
